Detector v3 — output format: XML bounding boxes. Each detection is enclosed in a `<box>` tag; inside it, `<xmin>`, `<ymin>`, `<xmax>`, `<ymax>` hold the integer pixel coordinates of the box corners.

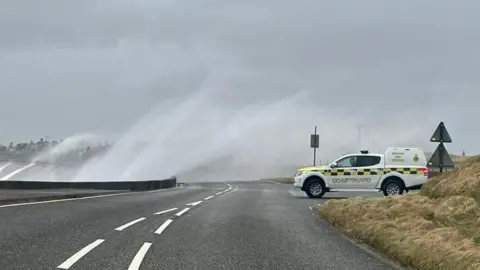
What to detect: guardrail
<box><xmin>0</xmin><ymin>177</ymin><xmax>177</xmax><ymax>191</ymax></box>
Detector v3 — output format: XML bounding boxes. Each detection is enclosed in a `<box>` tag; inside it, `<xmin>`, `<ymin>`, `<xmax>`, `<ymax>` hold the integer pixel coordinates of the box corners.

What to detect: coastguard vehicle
<box><xmin>293</xmin><ymin>147</ymin><xmax>428</xmax><ymax>198</ymax></box>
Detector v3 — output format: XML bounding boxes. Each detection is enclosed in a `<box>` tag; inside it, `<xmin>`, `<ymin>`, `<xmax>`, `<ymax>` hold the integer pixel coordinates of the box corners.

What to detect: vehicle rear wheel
<box><xmin>305</xmin><ymin>179</ymin><xmax>326</xmax><ymax>198</ymax></box>
<box><xmin>382</xmin><ymin>178</ymin><xmax>405</xmax><ymax>196</ymax></box>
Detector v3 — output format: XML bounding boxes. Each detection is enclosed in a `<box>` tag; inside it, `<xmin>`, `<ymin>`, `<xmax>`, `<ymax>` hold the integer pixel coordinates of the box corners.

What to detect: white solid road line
<box><xmin>186</xmin><ymin>200</ymin><xmax>202</xmax><ymax>206</ymax></box>
<box><xmin>57</xmin><ymin>239</ymin><xmax>105</xmax><ymax>269</ymax></box>
<box><xmin>0</xmin><ymin>184</ymin><xmax>183</xmax><ymax>209</ymax></box>
<box><xmin>0</xmin><ymin>162</ymin><xmax>11</xmax><ymax>172</ymax></box>
<box><xmin>155</xmin><ymin>219</ymin><xmax>173</xmax><ymax>234</ymax></box>
<box><xmin>114</xmin><ymin>217</ymin><xmax>146</xmax><ymax>231</ymax></box>
<box><xmin>175</xmin><ymin>208</ymin><xmax>190</xmax><ymax>216</ymax></box>
<box><xmin>1</xmin><ymin>163</ymin><xmax>35</xmax><ymax>180</ymax></box>
<box><xmin>128</xmin><ymin>242</ymin><xmax>152</xmax><ymax>270</ymax></box>
<box><xmin>0</xmin><ymin>191</ymin><xmax>132</xmax><ymax>209</ymax></box>
<box><xmin>204</xmin><ymin>195</ymin><xmax>214</xmax><ymax>200</ymax></box>
<box><xmin>267</xmin><ymin>180</ymin><xmax>282</xmax><ymax>185</ymax></box>
<box><xmin>154</xmin><ymin>208</ymin><xmax>178</xmax><ymax>215</ymax></box>
<box><xmin>216</xmin><ymin>191</ymin><xmax>224</xmax><ymax>195</ymax></box>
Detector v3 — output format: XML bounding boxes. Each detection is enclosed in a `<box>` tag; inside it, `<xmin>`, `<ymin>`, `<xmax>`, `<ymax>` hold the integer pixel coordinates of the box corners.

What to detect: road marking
<box><xmin>267</xmin><ymin>180</ymin><xmax>282</xmax><ymax>185</ymax></box>
<box><xmin>0</xmin><ymin>162</ymin><xmax>11</xmax><ymax>172</ymax></box>
<box><xmin>1</xmin><ymin>163</ymin><xmax>35</xmax><ymax>180</ymax></box>
<box><xmin>0</xmin><ymin>185</ymin><xmax>183</xmax><ymax>209</ymax></box>
<box><xmin>204</xmin><ymin>195</ymin><xmax>214</xmax><ymax>200</ymax></box>
<box><xmin>128</xmin><ymin>242</ymin><xmax>152</xmax><ymax>270</ymax></box>
<box><xmin>143</xmin><ymin>184</ymin><xmax>184</xmax><ymax>193</ymax></box>
<box><xmin>155</xmin><ymin>219</ymin><xmax>173</xmax><ymax>234</ymax></box>
<box><xmin>288</xmin><ymin>190</ymin><xmax>301</xmax><ymax>197</ymax></box>
<box><xmin>175</xmin><ymin>208</ymin><xmax>190</xmax><ymax>216</ymax></box>
<box><xmin>186</xmin><ymin>200</ymin><xmax>202</xmax><ymax>206</ymax></box>
<box><xmin>114</xmin><ymin>217</ymin><xmax>146</xmax><ymax>231</ymax></box>
<box><xmin>223</xmin><ymin>188</ymin><xmax>237</xmax><ymax>195</ymax></box>
<box><xmin>57</xmin><ymin>239</ymin><xmax>105</xmax><ymax>269</ymax></box>
<box><xmin>0</xmin><ymin>192</ymin><xmax>133</xmax><ymax>208</ymax></box>
<box><xmin>216</xmin><ymin>191</ymin><xmax>224</xmax><ymax>195</ymax></box>
<box><xmin>154</xmin><ymin>208</ymin><xmax>178</xmax><ymax>215</ymax></box>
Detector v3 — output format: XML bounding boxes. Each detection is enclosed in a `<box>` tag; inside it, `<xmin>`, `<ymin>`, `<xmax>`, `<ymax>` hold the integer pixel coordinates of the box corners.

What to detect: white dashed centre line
<box><xmin>155</xmin><ymin>219</ymin><xmax>173</xmax><ymax>234</ymax></box>
<box><xmin>175</xmin><ymin>208</ymin><xmax>190</xmax><ymax>216</ymax></box>
<box><xmin>204</xmin><ymin>195</ymin><xmax>214</xmax><ymax>200</ymax></box>
<box><xmin>114</xmin><ymin>217</ymin><xmax>146</xmax><ymax>231</ymax></box>
<box><xmin>216</xmin><ymin>191</ymin><xmax>224</xmax><ymax>195</ymax></box>
<box><xmin>57</xmin><ymin>239</ymin><xmax>105</xmax><ymax>269</ymax></box>
<box><xmin>186</xmin><ymin>200</ymin><xmax>202</xmax><ymax>206</ymax></box>
<box><xmin>128</xmin><ymin>242</ymin><xmax>152</xmax><ymax>270</ymax></box>
<box><xmin>154</xmin><ymin>208</ymin><xmax>178</xmax><ymax>215</ymax></box>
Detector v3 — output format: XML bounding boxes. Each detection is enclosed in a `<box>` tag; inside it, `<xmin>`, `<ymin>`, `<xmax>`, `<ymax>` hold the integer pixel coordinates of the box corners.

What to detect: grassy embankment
<box><xmin>318</xmin><ymin>155</ymin><xmax>480</xmax><ymax>269</ymax></box>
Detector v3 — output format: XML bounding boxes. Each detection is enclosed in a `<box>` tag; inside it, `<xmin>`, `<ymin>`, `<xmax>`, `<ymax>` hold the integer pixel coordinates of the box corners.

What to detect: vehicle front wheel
<box><xmin>305</xmin><ymin>179</ymin><xmax>326</xmax><ymax>198</ymax></box>
<box><xmin>382</xmin><ymin>178</ymin><xmax>405</xmax><ymax>196</ymax></box>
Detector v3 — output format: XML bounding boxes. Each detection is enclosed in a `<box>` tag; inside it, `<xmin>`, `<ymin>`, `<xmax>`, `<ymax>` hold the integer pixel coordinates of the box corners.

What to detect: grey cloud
<box><xmin>0</xmin><ymin>1</ymin><xmax>479</xmax><ymax>177</ymax></box>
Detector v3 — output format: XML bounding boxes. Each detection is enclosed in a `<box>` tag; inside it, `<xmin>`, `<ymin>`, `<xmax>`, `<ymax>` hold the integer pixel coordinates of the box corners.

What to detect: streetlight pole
<box><xmin>357</xmin><ymin>125</ymin><xmax>363</xmax><ymax>151</ymax></box>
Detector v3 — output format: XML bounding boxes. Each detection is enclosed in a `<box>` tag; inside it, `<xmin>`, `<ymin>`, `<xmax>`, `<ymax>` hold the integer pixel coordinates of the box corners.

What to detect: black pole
<box><xmin>439</xmin><ymin>123</ymin><xmax>444</xmax><ymax>173</ymax></box>
<box><xmin>313</xmin><ymin>126</ymin><xmax>317</xmax><ymax>166</ymax></box>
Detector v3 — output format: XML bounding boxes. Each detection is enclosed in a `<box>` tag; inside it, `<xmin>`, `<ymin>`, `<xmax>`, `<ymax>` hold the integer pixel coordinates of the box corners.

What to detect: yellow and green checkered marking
<box><xmin>310</xmin><ymin>167</ymin><xmax>423</xmax><ymax>176</ymax></box>
<box><xmin>383</xmin><ymin>167</ymin><xmax>424</xmax><ymax>175</ymax></box>
<box><xmin>321</xmin><ymin>168</ymin><xmax>381</xmax><ymax>176</ymax></box>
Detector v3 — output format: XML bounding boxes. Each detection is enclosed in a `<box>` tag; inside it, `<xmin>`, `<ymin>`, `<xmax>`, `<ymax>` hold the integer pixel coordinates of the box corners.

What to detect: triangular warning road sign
<box><xmin>430</xmin><ymin>122</ymin><xmax>452</xmax><ymax>143</ymax></box>
<box><xmin>427</xmin><ymin>143</ymin><xmax>455</xmax><ymax>168</ymax></box>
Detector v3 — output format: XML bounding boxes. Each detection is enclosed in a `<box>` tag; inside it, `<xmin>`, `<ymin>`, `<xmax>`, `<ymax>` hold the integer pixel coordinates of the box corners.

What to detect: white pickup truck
<box><xmin>293</xmin><ymin>147</ymin><xmax>428</xmax><ymax>198</ymax></box>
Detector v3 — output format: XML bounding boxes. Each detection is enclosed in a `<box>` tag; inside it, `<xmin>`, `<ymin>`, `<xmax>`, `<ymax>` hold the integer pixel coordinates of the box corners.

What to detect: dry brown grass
<box><xmin>318</xmin><ymin>155</ymin><xmax>480</xmax><ymax>270</ymax></box>
<box><xmin>452</xmin><ymin>155</ymin><xmax>472</xmax><ymax>164</ymax></box>
<box><xmin>421</xmin><ymin>156</ymin><xmax>480</xmax><ymax>201</ymax></box>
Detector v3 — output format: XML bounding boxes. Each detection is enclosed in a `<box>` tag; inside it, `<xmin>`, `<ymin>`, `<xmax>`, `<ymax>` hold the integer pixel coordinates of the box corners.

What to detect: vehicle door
<box><xmin>328</xmin><ymin>155</ymin><xmax>382</xmax><ymax>188</ymax></box>
<box><xmin>354</xmin><ymin>155</ymin><xmax>383</xmax><ymax>189</ymax></box>
<box><xmin>326</xmin><ymin>155</ymin><xmax>359</xmax><ymax>188</ymax></box>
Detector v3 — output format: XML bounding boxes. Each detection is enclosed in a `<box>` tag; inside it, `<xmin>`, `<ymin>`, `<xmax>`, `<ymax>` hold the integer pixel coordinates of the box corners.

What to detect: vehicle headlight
<box><xmin>295</xmin><ymin>171</ymin><xmax>304</xmax><ymax>177</ymax></box>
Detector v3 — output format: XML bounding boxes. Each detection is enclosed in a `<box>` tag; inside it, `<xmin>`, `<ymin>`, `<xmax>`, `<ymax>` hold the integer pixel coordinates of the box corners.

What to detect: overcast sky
<box><xmin>0</xmin><ymin>1</ymin><xmax>479</xmax><ymax>178</ymax></box>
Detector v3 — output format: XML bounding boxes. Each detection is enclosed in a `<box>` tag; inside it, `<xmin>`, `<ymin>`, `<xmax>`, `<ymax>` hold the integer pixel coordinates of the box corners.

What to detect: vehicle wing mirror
<box><xmin>330</xmin><ymin>162</ymin><xmax>338</xmax><ymax>168</ymax></box>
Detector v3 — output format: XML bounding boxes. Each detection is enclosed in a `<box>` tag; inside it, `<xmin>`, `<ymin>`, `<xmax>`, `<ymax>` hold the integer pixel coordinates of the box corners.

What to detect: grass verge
<box><xmin>318</xmin><ymin>156</ymin><xmax>480</xmax><ymax>270</ymax></box>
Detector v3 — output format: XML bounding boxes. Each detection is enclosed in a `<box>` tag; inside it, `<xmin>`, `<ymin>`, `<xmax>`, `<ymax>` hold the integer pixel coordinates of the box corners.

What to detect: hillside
<box><xmin>425</xmin><ymin>152</ymin><xmax>471</xmax><ymax>165</ymax></box>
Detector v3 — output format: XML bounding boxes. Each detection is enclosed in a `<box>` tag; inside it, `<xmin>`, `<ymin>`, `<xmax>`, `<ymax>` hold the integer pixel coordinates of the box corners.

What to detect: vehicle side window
<box><xmin>356</xmin><ymin>155</ymin><xmax>381</xmax><ymax>167</ymax></box>
<box><xmin>335</xmin><ymin>156</ymin><xmax>357</xmax><ymax>167</ymax></box>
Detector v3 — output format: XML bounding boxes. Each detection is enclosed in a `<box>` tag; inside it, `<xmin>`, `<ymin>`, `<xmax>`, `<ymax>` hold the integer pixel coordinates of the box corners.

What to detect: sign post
<box><xmin>428</xmin><ymin>121</ymin><xmax>454</xmax><ymax>172</ymax></box>
<box><xmin>310</xmin><ymin>126</ymin><xmax>319</xmax><ymax>166</ymax></box>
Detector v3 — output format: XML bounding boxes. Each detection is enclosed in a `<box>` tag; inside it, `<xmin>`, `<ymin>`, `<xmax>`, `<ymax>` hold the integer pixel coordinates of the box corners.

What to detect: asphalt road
<box><xmin>0</xmin><ymin>181</ymin><xmax>396</xmax><ymax>270</ymax></box>
<box><xmin>0</xmin><ymin>189</ymin><xmax>121</xmax><ymax>202</ymax></box>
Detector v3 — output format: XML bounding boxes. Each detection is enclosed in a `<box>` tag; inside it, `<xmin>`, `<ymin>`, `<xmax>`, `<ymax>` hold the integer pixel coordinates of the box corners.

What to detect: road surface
<box><xmin>0</xmin><ymin>181</ymin><xmax>397</xmax><ymax>270</ymax></box>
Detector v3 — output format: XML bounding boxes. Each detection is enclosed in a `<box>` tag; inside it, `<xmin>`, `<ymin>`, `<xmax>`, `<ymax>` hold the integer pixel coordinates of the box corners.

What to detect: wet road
<box><xmin>0</xmin><ymin>180</ymin><xmax>397</xmax><ymax>270</ymax></box>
